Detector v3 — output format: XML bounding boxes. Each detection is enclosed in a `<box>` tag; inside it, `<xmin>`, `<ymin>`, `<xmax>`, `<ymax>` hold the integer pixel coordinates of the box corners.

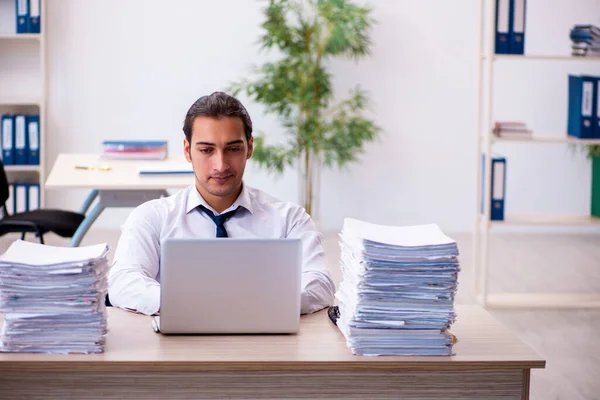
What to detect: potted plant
<box><xmin>229</xmin><ymin>0</ymin><xmax>380</xmax><ymax>219</ymax></box>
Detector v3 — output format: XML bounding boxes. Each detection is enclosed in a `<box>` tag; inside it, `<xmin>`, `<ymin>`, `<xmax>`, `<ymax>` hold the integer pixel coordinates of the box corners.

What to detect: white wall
<box><xmin>41</xmin><ymin>0</ymin><xmax>600</xmax><ymax>233</ymax></box>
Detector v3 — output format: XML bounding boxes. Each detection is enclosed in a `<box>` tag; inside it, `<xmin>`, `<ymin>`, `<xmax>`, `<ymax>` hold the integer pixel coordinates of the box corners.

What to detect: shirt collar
<box><xmin>185</xmin><ymin>183</ymin><xmax>254</xmax><ymax>215</ymax></box>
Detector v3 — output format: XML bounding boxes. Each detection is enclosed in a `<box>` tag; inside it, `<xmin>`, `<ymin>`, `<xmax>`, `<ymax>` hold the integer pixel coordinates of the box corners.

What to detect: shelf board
<box><xmin>0</xmin><ymin>99</ymin><xmax>42</xmax><ymax>106</ymax></box>
<box><xmin>481</xmin><ymin>293</ymin><xmax>600</xmax><ymax>308</ymax></box>
<box><xmin>481</xmin><ymin>54</ymin><xmax>600</xmax><ymax>61</ymax></box>
<box><xmin>490</xmin><ymin>134</ymin><xmax>600</xmax><ymax>145</ymax></box>
<box><xmin>0</xmin><ymin>33</ymin><xmax>41</xmax><ymax>40</ymax></box>
<box><xmin>490</xmin><ymin>214</ymin><xmax>600</xmax><ymax>226</ymax></box>
<box><xmin>4</xmin><ymin>165</ymin><xmax>40</xmax><ymax>172</ymax></box>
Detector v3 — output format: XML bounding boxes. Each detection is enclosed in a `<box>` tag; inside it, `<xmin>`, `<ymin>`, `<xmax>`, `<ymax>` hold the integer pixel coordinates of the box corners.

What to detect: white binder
<box><xmin>28</xmin><ymin>183</ymin><xmax>40</xmax><ymax>211</ymax></box>
<box><xmin>15</xmin><ymin>184</ymin><xmax>27</xmax><ymax>213</ymax></box>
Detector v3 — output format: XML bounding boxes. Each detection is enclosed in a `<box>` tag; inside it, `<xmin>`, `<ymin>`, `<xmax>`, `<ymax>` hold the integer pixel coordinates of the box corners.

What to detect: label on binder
<box><xmin>497</xmin><ymin>0</ymin><xmax>509</xmax><ymax>33</ymax></box>
<box><xmin>493</xmin><ymin>162</ymin><xmax>505</xmax><ymax>200</ymax></box>
<box><xmin>28</xmin><ymin>121</ymin><xmax>39</xmax><ymax>150</ymax></box>
<box><xmin>15</xmin><ymin>116</ymin><xmax>26</xmax><ymax>149</ymax></box>
<box><xmin>583</xmin><ymin>81</ymin><xmax>593</xmax><ymax>117</ymax></box>
<box><xmin>513</xmin><ymin>0</ymin><xmax>525</xmax><ymax>33</ymax></box>
<box><xmin>17</xmin><ymin>0</ymin><xmax>27</xmax><ymax>15</ymax></box>
<box><xmin>15</xmin><ymin>185</ymin><xmax>27</xmax><ymax>213</ymax></box>
<box><xmin>30</xmin><ymin>0</ymin><xmax>40</xmax><ymax>17</ymax></box>
<box><xmin>2</xmin><ymin>119</ymin><xmax>11</xmax><ymax>148</ymax></box>
<box><xmin>28</xmin><ymin>185</ymin><xmax>39</xmax><ymax>211</ymax></box>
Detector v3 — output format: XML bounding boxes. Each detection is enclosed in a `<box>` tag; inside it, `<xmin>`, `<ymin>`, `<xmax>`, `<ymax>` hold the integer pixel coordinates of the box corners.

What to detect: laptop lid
<box><xmin>159</xmin><ymin>238</ymin><xmax>302</xmax><ymax>334</ymax></box>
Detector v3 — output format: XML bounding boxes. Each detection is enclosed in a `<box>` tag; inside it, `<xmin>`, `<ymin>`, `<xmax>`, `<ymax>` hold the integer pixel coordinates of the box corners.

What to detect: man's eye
<box><xmin>199</xmin><ymin>148</ymin><xmax>213</xmax><ymax>154</ymax></box>
<box><xmin>229</xmin><ymin>147</ymin><xmax>241</xmax><ymax>152</ymax></box>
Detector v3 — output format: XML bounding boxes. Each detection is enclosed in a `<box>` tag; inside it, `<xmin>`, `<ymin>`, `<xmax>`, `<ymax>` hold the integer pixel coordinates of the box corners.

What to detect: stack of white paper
<box><xmin>336</xmin><ymin>218</ymin><xmax>459</xmax><ymax>356</ymax></box>
<box><xmin>0</xmin><ymin>240</ymin><xmax>109</xmax><ymax>354</ymax></box>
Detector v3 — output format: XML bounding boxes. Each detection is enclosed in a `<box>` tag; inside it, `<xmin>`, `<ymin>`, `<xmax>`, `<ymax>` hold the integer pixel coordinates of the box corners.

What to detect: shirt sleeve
<box><xmin>286</xmin><ymin>207</ymin><xmax>336</xmax><ymax>315</ymax></box>
<box><xmin>108</xmin><ymin>202</ymin><xmax>162</xmax><ymax>316</ymax></box>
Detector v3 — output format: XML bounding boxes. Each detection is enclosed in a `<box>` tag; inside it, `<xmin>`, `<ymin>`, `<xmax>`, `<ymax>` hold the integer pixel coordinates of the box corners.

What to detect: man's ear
<box><xmin>247</xmin><ymin>136</ymin><xmax>253</xmax><ymax>159</ymax></box>
<box><xmin>184</xmin><ymin>138</ymin><xmax>192</xmax><ymax>163</ymax></box>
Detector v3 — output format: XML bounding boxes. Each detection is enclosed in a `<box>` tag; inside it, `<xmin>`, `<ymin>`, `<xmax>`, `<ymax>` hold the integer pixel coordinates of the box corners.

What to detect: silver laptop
<box><xmin>156</xmin><ymin>238</ymin><xmax>302</xmax><ymax>334</ymax></box>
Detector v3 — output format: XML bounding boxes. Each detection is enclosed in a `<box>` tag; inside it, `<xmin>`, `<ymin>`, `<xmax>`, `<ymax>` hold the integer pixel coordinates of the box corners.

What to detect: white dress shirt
<box><xmin>108</xmin><ymin>183</ymin><xmax>335</xmax><ymax>316</ymax></box>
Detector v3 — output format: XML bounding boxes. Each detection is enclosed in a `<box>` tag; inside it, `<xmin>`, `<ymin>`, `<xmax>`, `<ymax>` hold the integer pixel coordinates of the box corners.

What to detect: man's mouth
<box><xmin>212</xmin><ymin>175</ymin><xmax>232</xmax><ymax>184</ymax></box>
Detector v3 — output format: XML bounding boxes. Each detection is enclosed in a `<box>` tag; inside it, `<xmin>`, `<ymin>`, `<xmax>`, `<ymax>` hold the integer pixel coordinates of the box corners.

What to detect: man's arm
<box><xmin>287</xmin><ymin>208</ymin><xmax>336</xmax><ymax>314</ymax></box>
<box><xmin>108</xmin><ymin>204</ymin><xmax>161</xmax><ymax>316</ymax></box>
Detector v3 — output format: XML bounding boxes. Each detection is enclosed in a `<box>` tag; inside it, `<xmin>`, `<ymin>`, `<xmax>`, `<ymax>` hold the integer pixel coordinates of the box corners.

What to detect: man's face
<box><xmin>184</xmin><ymin>116</ymin><xmax>253</xmax><ymax>200</ymax></box>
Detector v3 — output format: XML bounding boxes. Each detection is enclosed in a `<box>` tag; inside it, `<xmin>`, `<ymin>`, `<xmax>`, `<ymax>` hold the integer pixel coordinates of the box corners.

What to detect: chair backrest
<box><xmin>0</xmin><ymin>159</ymin><xmax>9</xmax><ymax>211</ymax></box>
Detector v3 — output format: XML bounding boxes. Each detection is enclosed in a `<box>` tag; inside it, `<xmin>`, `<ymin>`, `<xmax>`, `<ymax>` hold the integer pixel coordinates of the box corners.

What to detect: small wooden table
<box><xmin>45</xmin><ymin>153</ymin><xmax>194</xmax><ymax>246</ymax></box>
<box><xmin>0</xmin><ymin>305</ymin><xmax>545</xmax><ymax>399</ymax></box>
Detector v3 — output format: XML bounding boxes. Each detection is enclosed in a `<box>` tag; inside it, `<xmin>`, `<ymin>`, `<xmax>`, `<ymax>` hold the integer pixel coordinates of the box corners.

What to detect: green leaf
<box><xmin>251</xmin><ymin>135</ymin><xmax>298</xmax><ymax>173</ymax></box>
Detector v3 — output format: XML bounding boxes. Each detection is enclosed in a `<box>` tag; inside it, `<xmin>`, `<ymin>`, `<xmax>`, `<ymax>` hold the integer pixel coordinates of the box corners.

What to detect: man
<box><xmin>108</xmin><ymin>91</ymin><xmax>335</xmax><ymax>316</ymax></box>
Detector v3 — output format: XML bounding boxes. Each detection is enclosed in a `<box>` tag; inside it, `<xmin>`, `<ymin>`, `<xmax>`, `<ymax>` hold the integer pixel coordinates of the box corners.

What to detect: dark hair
<box><xmin>182</xmin><ymin>91</ymin><xmax>253</xmax><ymax>143</ymax></box>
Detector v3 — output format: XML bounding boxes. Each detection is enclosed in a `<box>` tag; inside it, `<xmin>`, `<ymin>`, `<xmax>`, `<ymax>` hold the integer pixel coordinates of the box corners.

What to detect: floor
<box><xmin>1</xmin><ymin>229</ymin><xmax>599</xmax><ymax>400</ymax></box>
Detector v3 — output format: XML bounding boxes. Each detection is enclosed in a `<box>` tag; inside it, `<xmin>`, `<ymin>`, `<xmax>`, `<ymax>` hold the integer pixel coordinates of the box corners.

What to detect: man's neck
<box><xmin>196</xmin><ymin>183</ymin><xmax>243</xmax><ymax>214</ymax></box>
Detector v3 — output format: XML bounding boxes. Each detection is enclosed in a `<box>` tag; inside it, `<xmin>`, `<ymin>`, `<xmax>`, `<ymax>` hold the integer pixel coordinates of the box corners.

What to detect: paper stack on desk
<box><xmin>0</xmin><ymin>240</ymin><xmax>109</xmax><ymax>354</ymax></box>
<box><xmin>335</xmin><ymin>218</ymin><xmax>459</xmax><ymax>356</ymax></box>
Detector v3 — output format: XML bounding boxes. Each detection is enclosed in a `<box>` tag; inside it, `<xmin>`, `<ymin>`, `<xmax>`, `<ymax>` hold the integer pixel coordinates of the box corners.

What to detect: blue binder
<box><xmin>595</xmin><ymin>78</ymin><xmax>600</xmax><ymax>139</ymax></box>
<box><xmin>509</xmin><ymin>0</ymin><xmax>526</xmax><ymax>55</ymax></box>
<box><xmin>568</xmin><ymin>75</ymin><xmax>597</xmax><ymax>139</ymax></box>
<box><xmin>495</xmin><ymin>0</ymin><xmax>510</xmax><ymax>54</ymax></box>
<box><xmin>14</xmin><ymin>115</ymin><xmax>27</xmax><ymax>165</ymax></box>
<box><xmin>28</xmin><ymin>0</ymin><xmax>40</xmax><ymax>34</ymax></box>
<box><xmin>481</xmin><ymin>154</ymin><xmax>506</xmax><ymax>221</ymax></box>
<box><xmin>27</xmin><ymin>115</ymin><xmax>40</xmax><ymax>165</ymax></box>
<box><xmin>15</xmin><ymin>0</ymin><xmax>29</xmax><ymax>34</ymax></box>
<box><xmin>1</xmin><ymin>115</ymin><xmax>15</xmax><ymax>165</ymax></box>
<box><xmin>490</xmin><ymin>155</ymin><xmax>506</xmax><ymax>221</ymax></box>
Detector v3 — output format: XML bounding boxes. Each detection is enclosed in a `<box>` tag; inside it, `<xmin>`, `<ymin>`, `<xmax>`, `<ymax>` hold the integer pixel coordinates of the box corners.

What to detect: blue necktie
<box><xmin>198</xmin><ymin>205</ymin><xmax>240</xmax><ymax>238</ymax></box>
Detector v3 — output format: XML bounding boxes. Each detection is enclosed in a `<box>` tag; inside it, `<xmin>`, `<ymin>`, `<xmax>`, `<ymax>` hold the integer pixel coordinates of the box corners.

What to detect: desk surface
<box><xmin>46</xmin><ymin>153</ymin><xmax>195</xmax><ymax>190</ymax></box>
<box><xmin>0</xmin><ymin>305</ymin><xmax>545</xmax><ymax>371</ymax></box>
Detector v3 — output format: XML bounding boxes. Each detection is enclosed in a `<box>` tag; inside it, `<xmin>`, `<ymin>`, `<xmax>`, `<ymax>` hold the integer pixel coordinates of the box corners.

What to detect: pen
<box><xmin>75</xmin><ymin>165</ymin><xmax>112</xmax><ymax>171</ymax></box>
<box><xmin>151</xmin><ymin>317</ymin><xmax>160</xmax><ymax>333</ymax></box>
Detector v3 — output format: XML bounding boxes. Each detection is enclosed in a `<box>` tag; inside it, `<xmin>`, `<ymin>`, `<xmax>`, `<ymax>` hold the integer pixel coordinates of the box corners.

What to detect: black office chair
<box><xmin>0</xmin><ymin>159</ymin><xmax>86</xmax><ymax>244</ymax></box>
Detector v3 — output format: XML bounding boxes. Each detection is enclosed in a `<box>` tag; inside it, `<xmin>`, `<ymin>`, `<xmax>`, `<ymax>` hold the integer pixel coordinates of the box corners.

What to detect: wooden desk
<box><xmin>45</xmin><ymin>153</ymin><xmax>194</xmax><ymax>246</ymax></box>
<box><xmin>0</xmin><ymin>305</ymin><xmax>544</xmax><ymax>399</ymax></box>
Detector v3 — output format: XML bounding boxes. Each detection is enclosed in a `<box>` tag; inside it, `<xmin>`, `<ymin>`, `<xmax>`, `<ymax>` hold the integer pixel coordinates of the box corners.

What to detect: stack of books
<box><xmin>0</xmin><ymin>241</ymin><xmax>110</xmax><ymax>354</ymax></box>
<box><xmin>102</xmin><ymin>140</ymin><xmax>168</xmax><ymax>160</ymax></box>
<box><xmin>335</xmin><ymin>218</ymin><xmax>459</xmax><ymax>356</ymax></box>
<box><xmin>493</xmin><ymin>121</ymin><xmax>532</xmax><ymax>139</ymax></box>
<box><xmin>570</xmin><ymin>25</ymin><xmax>600</xmax><ymax>57</ymax></box>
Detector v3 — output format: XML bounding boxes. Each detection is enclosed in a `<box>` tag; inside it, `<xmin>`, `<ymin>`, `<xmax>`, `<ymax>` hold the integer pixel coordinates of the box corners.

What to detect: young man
<box><xmin>107</xmin><ymin>92</ymin><xmax>335</xmax><ymax>316</ymax></box>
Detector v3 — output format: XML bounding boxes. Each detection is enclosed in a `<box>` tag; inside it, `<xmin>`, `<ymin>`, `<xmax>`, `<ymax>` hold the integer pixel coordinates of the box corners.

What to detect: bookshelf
<box><xmin>0</xmin><ymin>33</ymin><xmax>40</xmax><ymax>40</ymax></box>
<box><xmin>485</xmin><ymin>54</ymin><xmax>600</xmax><ymax>61</ymax></box>
<box><xmin>490</xmin><ymin>134</ymin><xmax>600</xmax><ymax>144</ymax></box>
<box><xmin>474</xmin><ymin>1</ymin><xmax>600</xmax><ymax>308</ymax></box>
<box><xmin>0</xmin><ymin>0</ymin><xmax>46</xmax><ymax>208</ymax></box>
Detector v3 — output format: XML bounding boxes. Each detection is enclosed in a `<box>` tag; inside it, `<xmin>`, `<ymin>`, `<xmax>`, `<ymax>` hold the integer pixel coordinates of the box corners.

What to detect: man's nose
<box><xmin>213</xmin><ymin>151</ymin><xmax>229</xmax><ymax>172</ymax></box>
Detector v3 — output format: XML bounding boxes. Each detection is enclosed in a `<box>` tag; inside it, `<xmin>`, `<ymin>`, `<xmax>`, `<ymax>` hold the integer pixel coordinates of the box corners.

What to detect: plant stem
<box><xmin>305</xmin><ymin>148</ymin><xmax>312</xmax><ymax>215</ymax></box>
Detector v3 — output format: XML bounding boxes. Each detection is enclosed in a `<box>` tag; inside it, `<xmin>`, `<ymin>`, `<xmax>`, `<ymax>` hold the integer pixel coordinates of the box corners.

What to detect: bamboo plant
<box><xmin>229</xmin><ymin>0</ymin><xmax>380</xmax><ymax>216</ymax></box>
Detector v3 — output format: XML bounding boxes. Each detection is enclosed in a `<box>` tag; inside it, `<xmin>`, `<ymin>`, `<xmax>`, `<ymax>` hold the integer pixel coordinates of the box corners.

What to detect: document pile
<box><xmin>336</xmin><ymin>218</ymin><xmax>459</xmax><ymax>356</ymax></box>
<box><xmin>0</xmin><ymin>240</ymin><xmax>109</xmax><ymax>354</ymax></box>
<box><xmin>570</xmin><ymin>25</ymin><xmax>600</xmax><ymax>57</ymax></box>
